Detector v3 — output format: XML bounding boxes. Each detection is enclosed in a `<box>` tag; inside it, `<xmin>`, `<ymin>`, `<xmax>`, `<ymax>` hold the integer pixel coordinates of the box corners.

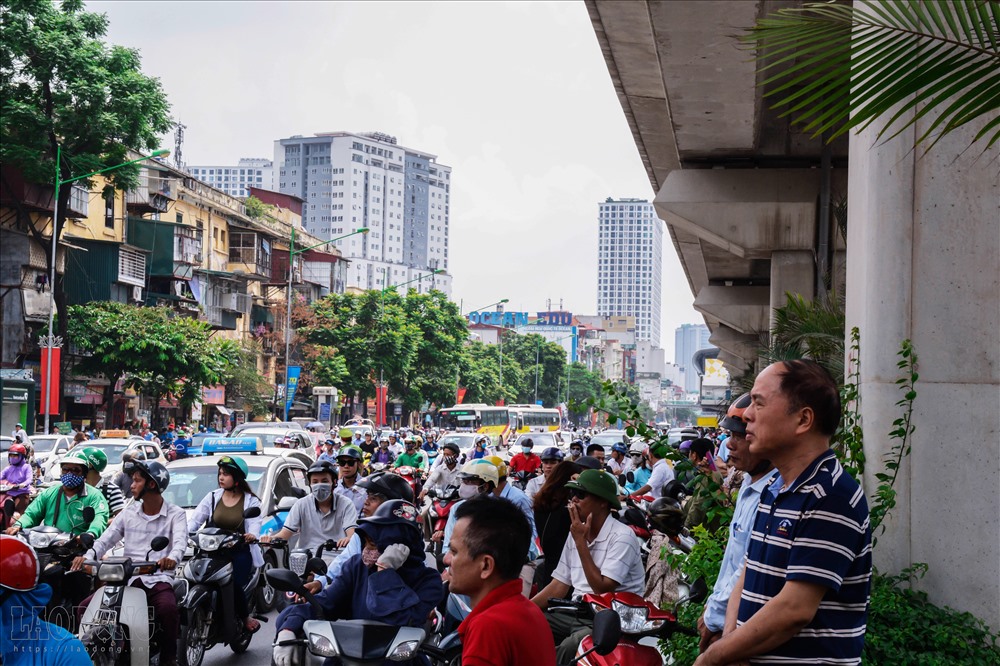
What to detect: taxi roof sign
<box><xmin>201</xmin><ymin>436</ymin><xmax>264</xmax><ymax>456</ymax></box>
<box><xmin>99</xmin><ymin>429</ymin><xmax>131</xmax><ymax>439</ymax></box>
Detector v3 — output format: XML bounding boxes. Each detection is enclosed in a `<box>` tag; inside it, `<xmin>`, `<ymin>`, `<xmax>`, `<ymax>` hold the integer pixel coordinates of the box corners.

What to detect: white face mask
<box><xmin>311</xmin><ymin>482</ymin><xmax>333</xmax><ymax>502</ymax></box>
<box><xmin>458</xmin><ymin>483</ymin><xmax>481</xmax><ymax>500</ymax></box>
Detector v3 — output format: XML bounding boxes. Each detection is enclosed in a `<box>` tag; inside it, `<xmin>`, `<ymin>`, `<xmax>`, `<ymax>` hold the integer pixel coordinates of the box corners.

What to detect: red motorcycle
<box><xmin>392</xmin><ymin>465</ymin><xmax>424</xmax><ymax>502</ymax></box>
<box><xmin>423</xmin><ymin>483</ymin><xmax>460</xmax><ymax>566</ymax></box>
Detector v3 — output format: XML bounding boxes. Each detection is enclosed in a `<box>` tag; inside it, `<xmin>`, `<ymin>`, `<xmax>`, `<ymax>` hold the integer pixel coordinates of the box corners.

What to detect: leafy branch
<box><xmin>835</xmin><ymin>326</ymin><xmax>866</xmax><ymax>480</ymax></box>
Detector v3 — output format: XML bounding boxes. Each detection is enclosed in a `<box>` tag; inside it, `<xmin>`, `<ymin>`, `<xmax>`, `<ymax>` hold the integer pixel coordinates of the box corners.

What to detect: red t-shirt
<box><xmin>458</xmin><ymin>579</ymin><xmax>556</xmax><ymax>666</ymax></box>
<box><xmin>508</xmin><ymin>452</ymin><xmax>542</xmax><ymax>475</ymax></box>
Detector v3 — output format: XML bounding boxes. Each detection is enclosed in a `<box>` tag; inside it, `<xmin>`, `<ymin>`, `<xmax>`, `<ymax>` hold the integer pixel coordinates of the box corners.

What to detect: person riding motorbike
<box><xmin>567</xmin><ymin>439</ymin><xmax>584</xmax><ymax>463</ymax></box>
<box><xmin>419</xmin><ymin>442</ymin><xmax>462</xmax><ymax>501</ymax></box>
<box><xmin>624</xmin><ymin>442</ymin><xmax>652</xmax><ymax>494</ymax></box>
<box><xmin>393</xmin><ymin>437</ymin><xmax>427</xmax><ymax>471</ymax></box>
<box><xmin>71</xmin><ymin>460</ymin><xmax>186</xmax><ymax>666</ymax></box>
<box><xmin>371</xmin><ymin>436</ymin><xmax>396</xmax><ymax>466</ymax></box>
<box><xmin>0</xmin><ymin>443</ymin><xmax>33</xmax><ymax>523</ymax></box>
<box><xmin>317</xmin><ymin>438</ymin><xmax>339</xmax><ymax>465</ymax></box>
<box><xmin>524</xmin><ymin>447</ymin><xmax>563</xmax><ymax>501</ymax></box>
<box><xmin>186</xmin><ymin>455</ymin><xmax>264</xmax><ymax>635</ymax></box>
<box><xmin>334</xmin><ymin>444</ymin><xmax>367</xmax><ymax>514</ymax></box>
<box><xmin>262</xmin><ymin>459</ymin><xmax>357</xmax><ymax>552</ymax></box>
<box><xmin>1</xmin><ymin>535</ymin><xmax>91</xmax><ymax>665</ymax></box>
<box><xmin>508</xmin><ymin>438</ymin><xmax>542</xmax><ymax>476</ymax></box>
<box><xmin>272</xmin><ymin>500</ymin><xmax>445</xmax><ymax>666</ymax></box>
<box><xmin>606</xmin><ymin>442</ymin><xmax>631</xmax><ymax>476</ymax></box>
<box><xmin>79</xmin><ymin>447</ymin><xmax>126</xmax><ymax>517</ymax></box>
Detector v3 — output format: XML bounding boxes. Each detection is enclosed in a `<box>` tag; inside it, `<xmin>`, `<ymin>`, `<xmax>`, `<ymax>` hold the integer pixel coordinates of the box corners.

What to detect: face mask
<box><xmin>521</xmin><ymin>446</ymin><xmax>531</xmax><ymax>454</ymax></box>
<box><xmin>362</xmin><ymin>545</ymin><xmax>380</xmax><ymax>567</ymax></box>
<box><xmin>443</xmin><ymin>455</ymin><xmax>456</xmax><ymax>466</ymax></box>
<box><xmin>311</xmin><ymin>482</ymin><xmax>333</xmax><ymax>502</ymax></box>
<box><xmin>9</xmin><ymin>454</ymin><xmax>23</xmax><ymax>465</ymax></box>
<box><xmin>571</xmin><ymin>450</ymin><xmax>582</xmax><ymax>458</ymax></box>
<box><xmin>458</xmin><ymin>483</ymin><xmax>482</xmax><ymax>500</ymax></box>
<box><xmin>61</xmin><ymin>472</ymin><xmax>86</xmax><ymax>489</ymax></box>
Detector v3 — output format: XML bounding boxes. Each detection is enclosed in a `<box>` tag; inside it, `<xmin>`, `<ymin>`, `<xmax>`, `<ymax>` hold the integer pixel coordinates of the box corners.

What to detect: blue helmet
<box><xmin>540</xmin><ymin>447</ymin><xmax>564</xmax><ymax>462</ymax></box>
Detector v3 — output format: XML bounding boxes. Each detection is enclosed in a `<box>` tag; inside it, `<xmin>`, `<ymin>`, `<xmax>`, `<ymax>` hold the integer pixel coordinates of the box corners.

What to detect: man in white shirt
<box><xmin>532</xmin><ymin>469</ymin><xmax>644</xmax><ymax>663</ymax></box>
<box><xmin>261</xmin><ymin>461</ymin><xmax>357</xmax><ymax>550</ymax></box>
<box><xmin>631</xmin><ymin>443</ymin><xmax>674</xmax><ymax>498</ymax></box>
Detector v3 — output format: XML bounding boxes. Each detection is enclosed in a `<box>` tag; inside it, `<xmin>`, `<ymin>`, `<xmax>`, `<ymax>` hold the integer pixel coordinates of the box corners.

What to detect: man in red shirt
<box><xmin>445</xmin><ymin>495</ymin><xmax>556</xmax><ymax>666</ymax></box>
<box><xmin>508</xmin><ymin>437</ymin><xmax>542</xmax><ymax>476</ymax></box>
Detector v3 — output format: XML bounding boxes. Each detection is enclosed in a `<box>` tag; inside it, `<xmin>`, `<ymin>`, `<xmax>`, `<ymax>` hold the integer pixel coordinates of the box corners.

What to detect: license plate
<box><xmin>92</xmin><ymin>609</ymin><xmax>118</xmax><ymax>625</ymax></box>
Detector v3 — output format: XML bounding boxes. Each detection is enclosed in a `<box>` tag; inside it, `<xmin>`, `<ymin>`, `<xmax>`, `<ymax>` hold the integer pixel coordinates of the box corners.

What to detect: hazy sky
<box><xmin>90</xmin><ymin>0</ymin><xmax>701</xmax><ymax>357</ymax></box>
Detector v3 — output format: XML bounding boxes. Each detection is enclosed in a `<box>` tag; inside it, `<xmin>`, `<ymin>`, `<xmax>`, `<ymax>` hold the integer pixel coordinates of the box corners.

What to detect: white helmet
<box><xmin>629</xmin><ymin>441</ymin><xmax>647</xmax><ymax>455</ymax></box>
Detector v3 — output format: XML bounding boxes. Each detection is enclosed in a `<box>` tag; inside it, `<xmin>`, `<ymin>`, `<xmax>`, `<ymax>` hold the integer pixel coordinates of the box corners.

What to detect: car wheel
<box><xmin>257</xmin><ymin>551</ymin><xmax>278</xmax><ymax>612</ymax></box>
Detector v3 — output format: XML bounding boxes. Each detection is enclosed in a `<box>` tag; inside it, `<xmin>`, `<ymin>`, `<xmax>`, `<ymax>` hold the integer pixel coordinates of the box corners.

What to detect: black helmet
<box><xmin>574</xmin><ymin>455</ymin><xmax>602</xmax><ymax>471</ymax></box>
<box><xmin>540</xmin><ymin>447</ymin><xmax>564</xmax><ymax>462</ymax></box>
<box><xmin>358</xmin><ymin>500</ymin><xmax>420</xmax><ymax>534</ymax></box>
<box><xmin>357</xmin><ymin>472</ymin><xmax>414</xmax><ymax>503</ymax></box>
<box><xmin>648</xmin><ymin>498</ymin><xmax>685</xmax><ymax>536</ymax></box>
<box><xmin>440</xmin><ymin>442</ymin><xmax>460</xmax><ymax>455</ymax></box>
<box><xmin>720</xmin><ymin>393</ymin><xmax>751</xmax><ymax>435</ymax></box>
<box><xmin>124</xmin><ymin>459</ymin><xmax>170</xmax><ymax>492</ymax></box>
<box><xmin>307</xmin><ymin>460</ymin><xmax>338</xmax><ymax>479</ymax></box>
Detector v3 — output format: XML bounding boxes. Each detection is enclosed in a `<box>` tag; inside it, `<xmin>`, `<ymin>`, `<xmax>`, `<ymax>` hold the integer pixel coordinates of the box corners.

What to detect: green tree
<box><xmin>225</xmin><ymin>342</ymin><xmax>274</xmax><ymax>418</ymax></box>
<box><xmin>458</xmin><ymin>341</ymin><xmax>504</xmax><ymax>405</ymax></box>
<box><xmin>1</xmin><ymin>0</ymin><xmax>172</xmax><ymax>363</ymax></box>
<box><xmin>501</xmin><ymin>333</ymin><xmax>569</xmax><ymax>407</ymax></box>
<box><xmin>743</xmin><ymin>1</ymin><xmax>1000</xmax><ymax>151</ymax></box>
<box><xmin>398</xmin><ymin>291</ymin><xmax>467</xmax><ymax>411</ymax></box>
<box><xmin>565</xmin><ymin>362</ymin><xmax>604</xmax><ymax>423</ymax></box>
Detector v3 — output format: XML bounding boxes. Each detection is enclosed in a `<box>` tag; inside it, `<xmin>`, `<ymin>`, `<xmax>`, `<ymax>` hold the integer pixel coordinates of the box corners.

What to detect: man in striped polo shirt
<box><xmin>695</xmin><ymin>360</ymin><xmax>872</xmax><ymax>665</ymax></box>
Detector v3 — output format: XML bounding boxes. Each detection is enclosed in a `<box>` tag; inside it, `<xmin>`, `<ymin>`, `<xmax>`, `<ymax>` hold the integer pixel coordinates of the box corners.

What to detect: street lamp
<box><xmin>283</xmin><ymin>226</ymin><xmax>369</xmax><ymax>421</ymax></box>
<box><xmin>41</xmin><ymin>146</ymin><xmax>170</xmax><ymax>434</ymax></box>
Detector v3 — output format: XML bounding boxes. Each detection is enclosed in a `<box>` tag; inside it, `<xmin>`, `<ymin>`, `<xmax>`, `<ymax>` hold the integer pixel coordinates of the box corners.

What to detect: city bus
<box><xmin>507</xmin><ymin>405</ymin><xmax>561</xmax><ymax>435</ymax></box>
<box><xmin>439</xmin><ymin>404</ymin><xmax>512</xmax><ymax>443</ymax></box>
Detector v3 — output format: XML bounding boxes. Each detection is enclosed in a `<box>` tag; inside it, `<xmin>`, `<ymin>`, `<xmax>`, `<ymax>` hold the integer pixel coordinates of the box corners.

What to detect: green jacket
<box><xmin>16</xmin><ymin>483</ymin><xmax>110</xmax><ymax>538</ymax></box>
<box><xmin>393</xmin><ymin>451</ymin><xmax>426</xmax><ymax>470</ymax></box>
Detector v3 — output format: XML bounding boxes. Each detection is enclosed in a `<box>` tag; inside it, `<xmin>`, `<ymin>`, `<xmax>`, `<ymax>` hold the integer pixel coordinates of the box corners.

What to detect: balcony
<box><xmin>126</xmin><ymin>172</ymin><xmax>174</xmax><ymax>214</ymax></box>
<box><xmin>127</xmin><ymin>217</ymin><xmax>203</xmax><ymax>279</ymax></box>
<box><xmin>228</xmin><ymin>231</ymin><xmax>272</xmax><ymax>280</ymax></box>
<box><xmin>65</xmin><ymin>184</ymin><xmax>90</xmax><ymax>219</ymax></box>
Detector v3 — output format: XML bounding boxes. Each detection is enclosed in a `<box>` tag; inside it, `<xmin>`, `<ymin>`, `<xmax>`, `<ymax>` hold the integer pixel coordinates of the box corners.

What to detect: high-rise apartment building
<box><xmin>674</xmin><ymin>323</ymin><xmax>712</xmax><ymax>393</ymax></box>
<box><xmin>597</xmin><ymin>198</ymin><xmax>663</xmax><ymax>345</ymax></box>
<box><xmin>187</xmin><ymin>158</ymin><xmax>273</xmax><ymax>198</ymax></box>
<box><xmin>273</xmin><ymin>132</ymin><xmax>451</xmax><ymax>295</ymax></box>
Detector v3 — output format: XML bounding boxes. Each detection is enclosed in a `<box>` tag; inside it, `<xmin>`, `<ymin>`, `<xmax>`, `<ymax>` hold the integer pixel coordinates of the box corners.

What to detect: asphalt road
<box><xmin>201</xmin><ymin>607</ymin><xmax>279</xmax><ymax>666</ymax></box>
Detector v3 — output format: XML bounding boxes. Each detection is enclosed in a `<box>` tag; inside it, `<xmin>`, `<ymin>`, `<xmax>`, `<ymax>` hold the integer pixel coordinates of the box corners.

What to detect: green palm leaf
<box><xmin>742</xmin><ymin>0</ymin><xmax>1000</xmax><ymax>151</ymax></box>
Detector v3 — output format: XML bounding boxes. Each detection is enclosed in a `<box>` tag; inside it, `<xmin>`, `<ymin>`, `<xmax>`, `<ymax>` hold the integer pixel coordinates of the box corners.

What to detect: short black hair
<box><xmin>689</xmin><ymin>438</ymin><xmax>713</xmax><ymax>460</ymax></box>
<box><xmin>586</xmin><ymin>443</ymin><xmax>603</xmax><ymax>455</ymax></box>
<box><xmin>777</xmin><ymin>360</ymin><xmax>841</xmax><ymax>436</ymax></box>
<box><xmin>453</xmin><ymin>496</ymin><xmax>529</xmax><ymax>580</ymax></box>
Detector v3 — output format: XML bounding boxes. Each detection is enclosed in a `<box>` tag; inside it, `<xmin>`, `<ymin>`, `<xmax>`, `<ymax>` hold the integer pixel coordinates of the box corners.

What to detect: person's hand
<box><xmin>431</xmin><ymin>529</ymin><xmax>444</xmax><ymax>543</ymax></box>
<box><xmin>697</xmin><ymin>614</ymin><xmax>721</xmax><ymax>653</ymax></box>
<box><xmin>376</xmin><ymin>543</ymin><xmax>410</xmax><ymax>570</ymax></box>
<box><xmin>243</xmin><ymin>533</ymin><xmax>257</xmax><ymax>544</ymax></box>
<box><xmin>336</xmin><ymin>536</ymin><xmax>351</xmax><ymax>549</ymax></box>
<box><xmin>260</xmin><ymin>533</ymin><xmax>272</xmax><ymax>544</ymax></box>
<box><xmin>157</xmin><ymin>557</ymin><xmax>177</xmax><ymax>571</ymax></box>
<box><xmin>4</xmin><ymin>525</ymin><xmax>21</xmax><ymax>535</ymax></box>
<box><xmin>273</xmin><ymin>630</ymin><xmax>298</xmax><ymax>666</ymax></box>
<box><xmin>71</xmin><ymin>555</ymin><xmax>86</xmax><ymax>572</ymax></box>
<box><xmin>567</xmin><ymin>502</ymin><xmax>592</xmax><ymax>544</ymax></box>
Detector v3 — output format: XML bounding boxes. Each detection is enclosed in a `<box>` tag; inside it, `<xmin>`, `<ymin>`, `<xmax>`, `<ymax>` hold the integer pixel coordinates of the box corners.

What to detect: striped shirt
<box><xmin>97</xmin><ymin>478</ymin><xmax>126</xmax><ymax>515</ymax></box>
<box><xmin>738</xmin><ymin>450</ymin><xmax>872</xmax><ymax>664</ymax></box>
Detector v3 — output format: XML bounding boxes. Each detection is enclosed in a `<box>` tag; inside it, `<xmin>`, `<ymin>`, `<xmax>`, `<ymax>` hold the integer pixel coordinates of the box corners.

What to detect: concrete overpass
<box><xmin>587</xmin><ymin>0</ymin><xmax>999</xmax><ymax>633</ymax></box>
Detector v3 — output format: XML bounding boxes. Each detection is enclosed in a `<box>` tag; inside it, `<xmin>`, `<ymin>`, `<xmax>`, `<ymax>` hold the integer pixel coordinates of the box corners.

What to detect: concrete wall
<box><xmin>845</xmin><ymin>104</ymin><xmax>1000</xmax><ymax>630</ymax></box>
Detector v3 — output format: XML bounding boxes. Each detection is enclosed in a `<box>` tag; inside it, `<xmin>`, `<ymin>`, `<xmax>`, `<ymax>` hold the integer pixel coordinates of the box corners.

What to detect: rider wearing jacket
<box><xmin>0</xmin><ymin>443</ymin><xmax>33</xmax><ymax>518</ymax></box>
<box><xmin>273</xmin><ymin>500</ymin><xmax>445</xmax><ymax>666</ymax></box>
<box><xmin>5</xmin><ymin>450</ymin><xmax>109</xmax><ymax>538</ymax></box>
<box><xmin>0</xmin><ymin>535</ymin><xmax>91</xmax><ymax>666</ymax></box>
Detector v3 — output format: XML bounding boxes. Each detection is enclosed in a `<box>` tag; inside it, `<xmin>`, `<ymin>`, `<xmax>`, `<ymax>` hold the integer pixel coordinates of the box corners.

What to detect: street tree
<box><xmin>398</xmin><ymin>291</ymin><xmax>467</xmax><ymax>411</ymax></box>
<box><xmin>1</xmin><ymin>0</ymin><xmax>172</xmax><ymax>366</ymax></box>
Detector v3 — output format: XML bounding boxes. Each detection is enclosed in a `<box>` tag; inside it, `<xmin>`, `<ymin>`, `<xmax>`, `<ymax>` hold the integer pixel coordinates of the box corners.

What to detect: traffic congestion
<box><xmin>0</xmin><ymin>361</ymin><xmax>870</xmax><ymax>666</ymax></box>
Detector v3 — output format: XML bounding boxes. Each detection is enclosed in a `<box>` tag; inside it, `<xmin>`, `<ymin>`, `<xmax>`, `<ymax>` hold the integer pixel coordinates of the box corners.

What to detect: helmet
<box><xmin>404</xmin><ymin>436</ymin><xmax>417</xmax><ymax>449</ymax></box>
<box><xmin>474</xmin><ymin>435</ymin><xmax>488</xmax><ymax>446</ymax></box>
<box><xmin>307</xmin><ymin>460</ymin><xmax>338</xmax><ymax>479</ymax></box>
<box><xmin>323</xmin><ymin>438</ymin><xmax>338</xmax><ymax>447</ymax></box>
<box><xmin>484</xmin><ymin>455</ymin><xmax>508</xmax><ymax>479</ymax></box>
<box><xmin>569</xmin><ymin>439</ymin><xmax>584</xmax><ymax>450</ymax></box>
<box><xmin>358</xmin><ymin>472</ymin><xmax>414</xmax><ymax>503</ymax></box>
<box><xmin>8</xmin><ymin>443</ymin><xmax>27</xmax><ymax>458</ymax></box>
<box><xmin>0</xmin><ymin>535</ymin><xmax>39</xmax><ymax>592</ymax></box>
<box><xmin>217</xmin><ymin>455</ymin><xmax>249</xmax><ymax>481</ymax></box>
<box><xmin>539</xmin><ymin>447</ymin><xmax>564</xmax><ymax>462</ymax></box>
<box><xmin>611</xmin><ymin>443</ymin><xmax>629</xmax><ymax>455</ymax></box>
<box><xmin>629</xmin><ymin>441</ymin><xmax>646</xmax><ymax>455</ymax></box>
<box><xmin>80</xmin><ymin>447</ymin><xmax>108</xmax><ymax>473</ymax></box>
<box><xmin>720</xmin><ymin>393</ymin><xmax>751</xmax><ymax>435</ymax></box>
<box><xmin>648</xmin><ymin>498</ymin><xmax>685</xmax><ymax>535</ymax></box>
<box><xmin>661</xmin><ymin>479</ymin><xmax>688</xmax><ymax>502</ymax></box>
<box><xmin>124</xmin><ymin>459</ymin><xmax>170</xmax><ymax>493</ymax></box>
<box><xmin>458</xmin><ymin>459</ymin><xmax>499</xmax><ymax>486</ymax></box>
<box><xmin>60</xmin><ymin>450</ymin><xmax>91</xmax><ymax>469</ymax></box>
<box><xmin>338</xmin><ymin>428</ymin><xmax>354</xmax><ymax>442</ymax></box>
<box><xmin>358</xmin><ymin>500</ymin><xmax>420</xmax><ymax>534</ymax></box>
<box><xmin>338</xmin><ymin>445</ymin><xmax>364</xmax><ymax>461</ymax></box>
<box><xmin>440</xmin><ymin>442</ymin><xmax>460</xmax><ymax>455</ymax></box>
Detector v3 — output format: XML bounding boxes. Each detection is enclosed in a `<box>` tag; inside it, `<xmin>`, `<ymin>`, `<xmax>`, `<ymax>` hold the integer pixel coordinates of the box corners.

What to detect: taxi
<box><xmin>44</xmin><ymin>437</ymin><xmax>168</xmax><ymax>483</ymax></box>
<box><xmin>163</xmin><ymin>437</ymin><xmax>310</xmax><ymax>611</ymax></box>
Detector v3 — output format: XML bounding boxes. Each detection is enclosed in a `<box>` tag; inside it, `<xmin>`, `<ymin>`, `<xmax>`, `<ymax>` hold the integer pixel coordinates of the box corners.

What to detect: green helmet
<box><xmin>217</xmin><ymin>455</ymin><xmax>249</xmax><ymax>481</ymax></box>
<box><xmin>80</xmin><ymin>447</ymin><xmax>108</xmax><ymax>473</ymax></box>
<box><xmin>339</xmin><ymin>444</ymin><xmax>364</xmax><ymax>460</ymax></box>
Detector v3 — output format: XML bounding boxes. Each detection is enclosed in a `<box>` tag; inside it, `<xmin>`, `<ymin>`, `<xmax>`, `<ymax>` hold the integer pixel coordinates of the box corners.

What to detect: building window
<box><xmin>104</xmin><ymin>192</ymin><xmax>115</xmax><ymax>229</ymax></box>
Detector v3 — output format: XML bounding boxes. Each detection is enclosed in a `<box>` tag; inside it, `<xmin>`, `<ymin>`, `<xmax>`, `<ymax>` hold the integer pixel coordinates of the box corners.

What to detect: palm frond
<box><xmin>742</xmin><ymin>0</ymin><xmax>1000</xmax><ymax>151</ymax></box>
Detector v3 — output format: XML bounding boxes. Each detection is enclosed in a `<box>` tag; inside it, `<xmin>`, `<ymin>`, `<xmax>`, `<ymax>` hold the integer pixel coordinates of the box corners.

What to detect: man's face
<box><xmin>570</xmin><ymin>447</ymin><xmax>582</xmax><ymax>459</ymax></box>
<box><xmin>744</xmin><ymin>363</ymin><xmax>801</xmax><ymax>458</ymax></box>
<box><xmin>337</xmin><ymin>455</ymin><xmax>360</xmax><ymax>476</ymax></box>
<box><xmin>129</xmin><ymin>471</ymin><xmax>150</xmax><ymax>500</ymax></box>
<box><xmin>443</xmin><ymin>517</ymin><xmax>481</xmax><ymax>597</ymax></box>
<box><xmin>309</xmin><ymin>472</ymin><xmax>335</xmax><ymax>487</ymax></box>
<box><xmin>362</xmin><ymin>492</ymin><xmax>386</xmax><ymax>517</ymax></box>
<box><xmin>725</xmin><ymin>433</ymin><xmax>765</xmax><ymax>474</ymax></box>
<box><xmin>591</xmin><ymin>449</ymin><xmax>605</xmax><ymax>464</ymax></box>
<box><xmin>540</xmin><ymin>460</ymin><xmax>558</xmax><ymax>477</ymax></box>
<box><xmin>569</xmin><ymin>488</ymin><xmax>601</xmax><ymax>521</ymax></box>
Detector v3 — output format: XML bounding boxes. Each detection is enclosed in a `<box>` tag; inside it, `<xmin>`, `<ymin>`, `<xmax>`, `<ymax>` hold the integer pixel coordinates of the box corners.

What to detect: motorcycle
<box><xmin>278</xmin><ymin>537</ymin><xmax>343</xmax><ymax>608</ymax></box>
<box><xmin>393</xmin><ymin>465</ymin><xmax>424</xmax><ymax>501</ymax></box>
<box><xmin>0</xmin><ymin>481</ymin><xmax>34</xmax><ymax>531</ymax></box>
<box><xmin>423</xmin><ymin>484</ymin><xmax>460</xmax><ymax>566</ymax></box>
<box><xmin>177</xmin><ymin>506</ymin><xmax>266</xmax><ymax>666</ymax></box>
<box><xmin>77</xmin><ymin>536</ymin><xmax>178</xmax><ymax>666</ymax></box>
<box><xmin>511</xmin><ymin>470</ymin><xmax>538</xmax><ymax>492</ymax></box>
<box><xmin>266</xmin><ymin>568</ymin><xmax>429</xmax><ymax>666</ymax></box>
<box><xmin>19</xmin><ymin>505</ymin><xmax>97</xmax><ymax>630</ymax></box>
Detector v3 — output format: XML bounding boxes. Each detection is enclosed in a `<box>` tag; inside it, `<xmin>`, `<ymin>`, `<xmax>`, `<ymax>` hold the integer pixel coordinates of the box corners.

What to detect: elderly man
<box><xmin>694</xmin><ymin>361</ymin><xmax>872</xmax><ymax>665</ymax></box>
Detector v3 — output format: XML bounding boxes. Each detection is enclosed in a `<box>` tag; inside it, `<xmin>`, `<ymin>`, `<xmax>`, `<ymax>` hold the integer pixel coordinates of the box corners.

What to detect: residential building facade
<box><xmin>273</xmin><ymin>131</ymin><xmax>452</xmax><ymax>295</ymax></box>
<box><xmin>674</xmin><ymin>323</ymin><xmax>712</xmax><ymax>394</ymax></box>
<box><xmin>596</xmin><ymin>198</ymin><xmax>663</xmax><ymax>345</ymax></box>
<box><xmin>186</xmin><ymin>158</ymin><xmax>274</xmax><ymax>198</ymax></box>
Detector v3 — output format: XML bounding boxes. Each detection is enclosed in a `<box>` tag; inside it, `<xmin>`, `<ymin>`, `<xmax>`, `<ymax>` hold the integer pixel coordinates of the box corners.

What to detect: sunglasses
<box><xmin>568</xmin><ymin>488</ymin><xmax>591</xmax><ymax>501</ymax></box>
<box><xmin>337</xmin><ymin>459</ymin><xmax>359</xmax><ymax>466</ymax></box>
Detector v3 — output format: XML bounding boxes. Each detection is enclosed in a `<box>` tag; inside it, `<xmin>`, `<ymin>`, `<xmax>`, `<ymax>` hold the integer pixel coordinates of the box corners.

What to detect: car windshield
<box><xmin>590</xmin><ymin>432</ymin><xmax>626</xmax><ymax>447</ymax></box>
<box><xmin>27</xmin><ymin>437</ymin><xmax>60</xmax><ymax>453</ymax></box>
<box><xmin>89</xmin><ymin>444</ymin><xmax>131</xmax><ymax>464</ymax></box>
<box><xmin>239</xmin><ymin>432</ymin><xmax>289</xmax><ymax>447</ymax></box>
<box><xmin>439</xmin><ymin>434</ymin><xmax>478</xmax><ymax>448</ymax></box>
<box><xmin>161</xmin><ymin>465</ymin><xmax>266</xmax><ymax>509</ymax></box>
<box><xmin>515</xmin><ymin>433</ymin><xmax>556</xmax><ymax>448</ymax></box>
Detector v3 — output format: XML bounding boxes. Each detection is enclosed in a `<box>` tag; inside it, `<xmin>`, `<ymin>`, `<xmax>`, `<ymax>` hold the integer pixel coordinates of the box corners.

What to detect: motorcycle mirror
<box><xmin>591</xmin><ymin>609</ymin><xmax>622</xmax><ymax>656</ymax></box>
<box><xmin>150</xmin><ymin>536</ymin><xmax>170</xmax><ymax>553</ymax></box>
<box><xmin>688</xmin><ymin>577</ymin><xmax>708</xmax><ymax>604</ymax></box>
<box><xmin>626</xmin><ymin>471</ymin><xmax>635</xmax><ymax>484</ymax></box>
<box><xmin>618</xmin><ymin>474</ymin><xmax>627</xmax><ymax>486</ymax></box>
<box><xmin>305</xmin><ymin>556</ymin><xmax>328</xmax><ymax>577</ymax></box>
<box><xmin>267</xmin><ymin>567</ymin><xmax>305</xmax><ymax>593</ymax></box>
<box><xmin>81</xmin><ymin>506</ymin><xmax>96</xmax><ymax>527</ymax></box>
<box><xmin>243</xmin><ymin>506</ymin><xmax>261</xmax><ymax>519</ymax></box>
<box><xmin>289</xmin><ymin>486</ymin><xmax>307</xmax><ymax>499</ymax></box>
<box><xmin>78</xmin><ymin>532</ymin><xmax>95</xmax><ymax>549</ymax></box>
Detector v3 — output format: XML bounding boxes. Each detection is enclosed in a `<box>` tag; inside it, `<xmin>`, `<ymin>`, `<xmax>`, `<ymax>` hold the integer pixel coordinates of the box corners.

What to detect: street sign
<box><xmin>313</xmin><ymin>386</ymin><xmax>336</xmax><ymax>396</ymax></box>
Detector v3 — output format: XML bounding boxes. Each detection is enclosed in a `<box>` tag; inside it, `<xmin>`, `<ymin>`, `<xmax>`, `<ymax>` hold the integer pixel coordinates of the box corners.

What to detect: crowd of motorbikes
<box><xmin>3</xmin><ymin>429</ymin><xmax>706</xmax><ymax>666</ymax></box>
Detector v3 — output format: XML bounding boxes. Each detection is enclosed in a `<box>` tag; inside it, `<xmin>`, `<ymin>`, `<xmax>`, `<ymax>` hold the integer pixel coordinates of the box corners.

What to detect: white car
<box><xmin>44</xmin><ymin>438</ymin><xmax>167</xmax><ymax>483</ymax></box>
<box><xmin>234</xmin><ymin>428</ymin><xmax>315</xmax><ymax>456</ymax></box>
<box><xmin>23</xmin><ymin>435</ymin><xmax>73</xmax><ymax>479</ymax></box>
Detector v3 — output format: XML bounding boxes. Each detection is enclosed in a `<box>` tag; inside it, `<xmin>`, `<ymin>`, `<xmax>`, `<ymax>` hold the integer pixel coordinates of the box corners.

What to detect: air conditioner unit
<box><xmin>131</xmin><ymin>286</ymin><xmax>143</xmax><ymax>302</ymax></box>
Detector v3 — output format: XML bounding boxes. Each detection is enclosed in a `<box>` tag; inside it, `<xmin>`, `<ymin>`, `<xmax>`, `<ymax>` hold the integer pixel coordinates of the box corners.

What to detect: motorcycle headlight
<box><xmin>28</xmin><ymin>531</ymin><xmax>57</xmax><ymax>549</ymax></box>
<box><xmin>197</xmin><ymin>533</ymin><xmax>225</xmax><ymax>551</ymax></box>
<box><xmin>98</xmin><ymin>563</ymin><xmax>126</xmax><ymax>583</ymax></box>
<box><xmin>308</xmin><ymin>633</ymin><xmax>338</xmax><ymax>657</ymax></box>
<box><xmin>611</xmin><ymin>599</ymin><xmax>663</xmax><ymax>633</ymax></box>
<box><xmin>387</xmin><ymin>640</ymin><xmax>421</xmax><ymax>661</ymax></box>
<box><xmin>289</xmin><ymin>552</ymin><xmax>308</xmax><ymax>576</ymax></box>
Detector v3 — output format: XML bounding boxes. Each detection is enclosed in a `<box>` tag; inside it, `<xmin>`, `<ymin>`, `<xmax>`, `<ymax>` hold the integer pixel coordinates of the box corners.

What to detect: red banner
<box><xmin>456</xmin><ymin>387</ymin><xmax>467</xmax><ymax>405</ymax></box>
<box><xmin>40</xmin><ymin>347</ymin><xmax>60</xmax><ymax>415</ymax></box>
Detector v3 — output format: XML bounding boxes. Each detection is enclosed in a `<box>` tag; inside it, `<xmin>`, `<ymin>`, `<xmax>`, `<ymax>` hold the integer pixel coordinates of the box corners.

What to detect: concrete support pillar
<box><xmin>845</xmin><ymin>99</ymin><xmax>999</xmax><ymax>629</ymax></box>
<box><xmin>769</xmin><ymin>250</ymin><xmax>814</xmax><ymax>325</ymax></box>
